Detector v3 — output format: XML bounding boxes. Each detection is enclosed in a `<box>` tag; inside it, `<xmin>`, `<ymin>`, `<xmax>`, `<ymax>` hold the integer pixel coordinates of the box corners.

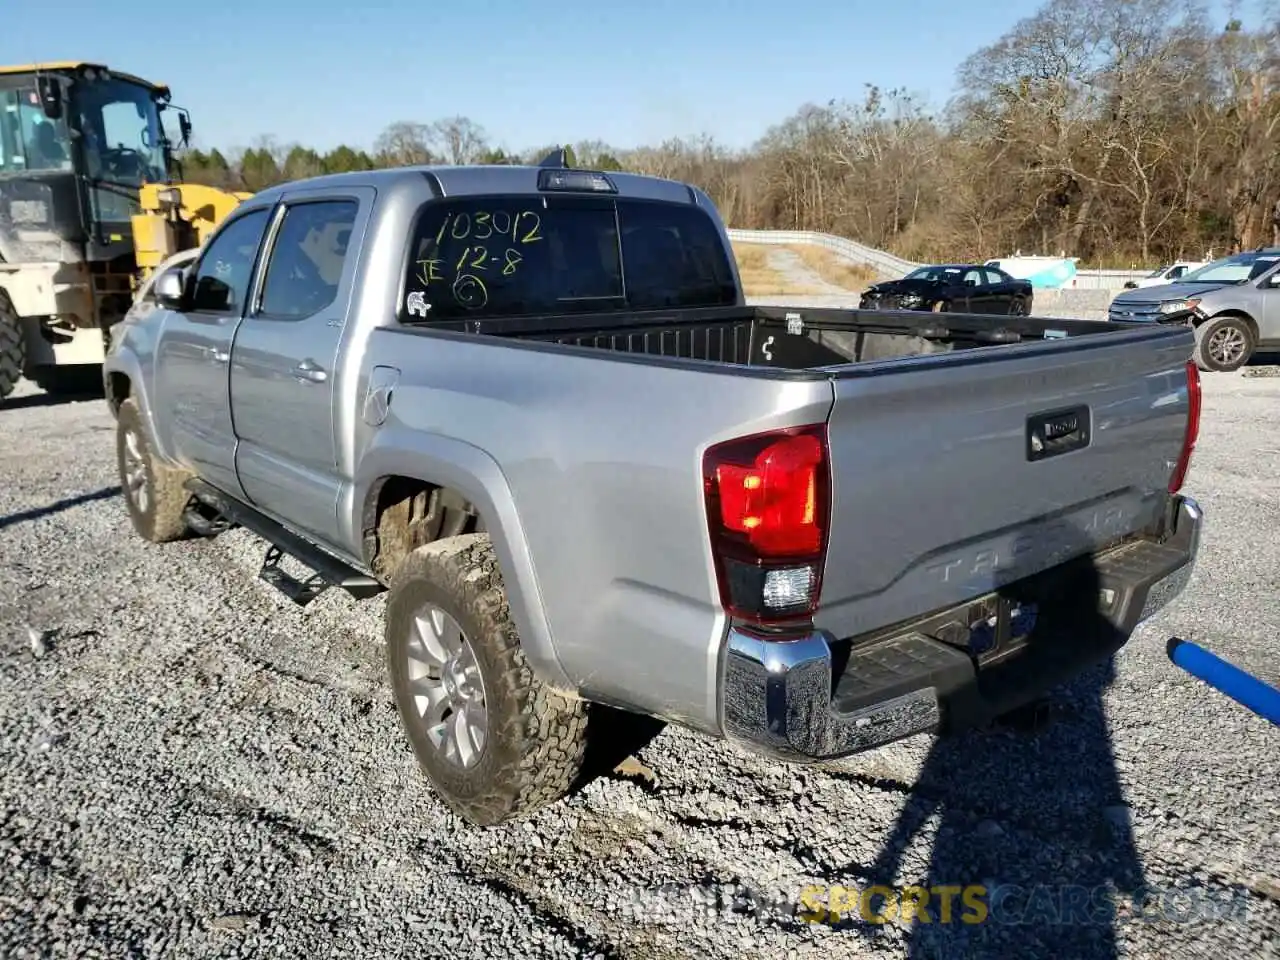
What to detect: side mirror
<box><xmin>178</xmin><ymin>112</ymin><xmax>192</xmax><ymax>148</ymax></box>
<box><xmin>154</xmin><ymin>267</ymin><xmax>187</xmax><ymax>310</ymax></box>
<box><xmin>37</xmin><ymin>76</ymin><xmax>63</xmax><ymax>121</ymax></box>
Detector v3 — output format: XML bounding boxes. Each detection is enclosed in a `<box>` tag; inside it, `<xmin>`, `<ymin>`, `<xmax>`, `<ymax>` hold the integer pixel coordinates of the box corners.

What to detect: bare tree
<box><xmin>429</xmin><ymin>116</ymin><xmax>488</xmax><ymax>165</ymax></box>
<box><xmin>374</xmin><ymin>122</ymin><xmax>436</xmax><ymax>167</ymax></box>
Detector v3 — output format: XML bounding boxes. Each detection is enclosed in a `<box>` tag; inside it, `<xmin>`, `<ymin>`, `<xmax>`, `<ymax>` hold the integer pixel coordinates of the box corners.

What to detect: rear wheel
<box><xmin>1009</xmin><ymin>297</ymin><xmax>1029</xmax><ymax>316</ymax></box>
<box><xmin>930</xmin><ymin>300</ymin><xmax>948</xmax><ymax>313</ymax></box>
<box><xmin>1193</xmin><ymin>315</ymin><xmax>1255</xmax><ymax>373</ymax></box>
<box><xmin>0</xmin><ymin>293</ymin><xmax>23</xmax><ymax>401</ymax></box>
<box><xmin>386</xmin><ymin>534</ymin><xmax>588</xmax><ymax>826</ymax></box>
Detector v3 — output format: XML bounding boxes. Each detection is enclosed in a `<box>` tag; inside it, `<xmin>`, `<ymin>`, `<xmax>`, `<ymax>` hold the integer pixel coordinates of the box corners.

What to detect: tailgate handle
<box><xmin>1027</xmin><ymin>405</ymin><xmax>1090</xmax><ymax>461</ymax></box>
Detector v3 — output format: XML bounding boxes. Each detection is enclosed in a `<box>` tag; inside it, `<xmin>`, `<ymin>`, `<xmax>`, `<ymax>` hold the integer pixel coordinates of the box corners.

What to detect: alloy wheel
<box><xmin>122</xmin><ymin>429</ymin><xmax>151</xmax><ymax>516</ymax></box>
<box><xmin>404</xmin><ymin>602</ymin><xmax>489</xmax><ymax>769</ymax></box>
<box><xmin>1207</xmin><ymin>325</ymin><xmax>1248</xmax><ymax>368</ymax></box>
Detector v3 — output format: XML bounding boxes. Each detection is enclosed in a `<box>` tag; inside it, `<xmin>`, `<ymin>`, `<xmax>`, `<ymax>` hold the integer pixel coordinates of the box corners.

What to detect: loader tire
<box><xmin>115</xmin><ymin>397</ymin><xmax>191</xmax><ymax>543</ymax></box>
<box><xmin>0</xmin><ymin>293</ymin><xmax>23</xmax><ymax>401</ymax></box>
<box><xmin>386</xmin><ymin>534</ymin><xmax>588</xmax><ymax>826</ymax></box>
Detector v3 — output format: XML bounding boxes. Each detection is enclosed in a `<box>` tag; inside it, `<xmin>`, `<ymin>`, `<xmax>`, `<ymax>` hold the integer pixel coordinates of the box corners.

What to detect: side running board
<box><xmin>184</xmin><ymin>479</ymin><xmax>385</xmax><ymax>607</ymax></box>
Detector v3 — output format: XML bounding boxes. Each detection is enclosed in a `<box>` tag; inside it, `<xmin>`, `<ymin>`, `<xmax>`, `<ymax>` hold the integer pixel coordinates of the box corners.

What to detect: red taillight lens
<box><xmin>1169</xmin><ymin>360</ymin><xmax>1201</xmax><ymax>494</ymax></box>
<box><xmin>703</xmin><ymin>425</ymin><xmax>831</xmax><ymax>624</ymax></box>
<box><xmin>713</xmin><ymin>432</ymin><xmax>824</xmax><ymax>556</ymax></box>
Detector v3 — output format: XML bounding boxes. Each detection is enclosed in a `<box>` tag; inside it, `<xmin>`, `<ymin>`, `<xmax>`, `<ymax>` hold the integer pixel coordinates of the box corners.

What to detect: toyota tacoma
<box><xmin>102</xmin><ymin>156</ymin><xmax>1205</xmax><ymax>826</ymax></box>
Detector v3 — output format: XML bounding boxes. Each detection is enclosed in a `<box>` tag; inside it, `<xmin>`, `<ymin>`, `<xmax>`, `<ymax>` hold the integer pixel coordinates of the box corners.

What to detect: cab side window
<box><xmin>189</xmin><ymin>207</ymin><xmax>271</xmax><ymax>314</ymax></box>
<box><xmin>257</xmin><ymin>200</ymin><xmax>358</xmax><ymax>319</ymax></box>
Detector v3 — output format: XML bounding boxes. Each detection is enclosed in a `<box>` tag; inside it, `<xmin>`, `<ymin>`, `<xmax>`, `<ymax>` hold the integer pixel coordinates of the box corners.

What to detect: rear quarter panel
<box><xmin>353</xmin><ymin>330</ymin><xmax>834</xmax><ymax>733</ymax></box>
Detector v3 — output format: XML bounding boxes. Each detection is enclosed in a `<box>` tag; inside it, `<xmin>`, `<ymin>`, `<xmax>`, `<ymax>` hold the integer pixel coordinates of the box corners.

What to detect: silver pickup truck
<box><xmin>102</xmin><ymin>157</ymin><xmax>1205</xmax><ymax>827</ymax></box>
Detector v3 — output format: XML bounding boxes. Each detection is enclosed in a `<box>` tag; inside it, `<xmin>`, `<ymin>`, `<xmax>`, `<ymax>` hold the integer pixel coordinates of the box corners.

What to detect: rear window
<box><xmin>399</xmin><ymin>195</ymin><xmax>737</xmax><ymax>322</ymax></box>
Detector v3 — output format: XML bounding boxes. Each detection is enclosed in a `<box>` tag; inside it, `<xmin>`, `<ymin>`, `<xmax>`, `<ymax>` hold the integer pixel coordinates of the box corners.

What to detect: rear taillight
<box><xmin>702</xmin><ymin>424</ymin><xmax>830</xmax><ymax>625</ymax></box>
<box><xmin>1169</xmin><ymin>360</ymin><xmax>1201</xmax><ymax>494</ymax></box>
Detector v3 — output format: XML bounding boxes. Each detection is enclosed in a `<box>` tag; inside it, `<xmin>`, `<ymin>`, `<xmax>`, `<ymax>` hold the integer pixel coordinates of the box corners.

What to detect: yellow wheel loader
<box><xmin>0</xmin><ymin>61</ymin><xmax>247</xmax><ymax>400</ymax></box>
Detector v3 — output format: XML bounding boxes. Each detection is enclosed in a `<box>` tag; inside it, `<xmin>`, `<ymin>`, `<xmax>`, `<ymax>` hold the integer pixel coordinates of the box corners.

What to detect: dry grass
<box><xmin>730</xmin><ymin>242</ymin><xmax>820</xmax><ymax>296</ymax></box>
<box><xmin>792</xmin><ymin>245</ymin><xmax>882</xmax><ymax>291</ymax></box>
<box><xmin>730</xmin><ymin>241</ymin><xmax>883</xmax><ymax>297</ymax></box>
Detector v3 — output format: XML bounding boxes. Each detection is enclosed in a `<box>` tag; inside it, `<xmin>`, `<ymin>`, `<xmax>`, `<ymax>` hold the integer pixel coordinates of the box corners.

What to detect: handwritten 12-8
<box><xmin>416</xmin><ymin>210</ymin><xmax>543</xmax><ymax>285</ymax></box>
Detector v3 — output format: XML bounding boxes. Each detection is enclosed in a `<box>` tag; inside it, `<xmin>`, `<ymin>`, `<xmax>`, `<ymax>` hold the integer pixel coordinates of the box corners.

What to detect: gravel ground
<box><xmin>1</xmin><ymin>369</ymin><xmax>1278</xmax><ymax>960</ymax></box>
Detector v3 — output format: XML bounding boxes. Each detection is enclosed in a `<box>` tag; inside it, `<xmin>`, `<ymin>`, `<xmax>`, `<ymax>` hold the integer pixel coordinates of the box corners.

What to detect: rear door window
<box><xmin>257</xmin><ymin>199</ymin><xmax>358</xmax><ymax>319</ymax></box>
<box><xmin>400</xmin><ymin>195</ymin><xmax>737</xmax><ymax>322</ymax></box>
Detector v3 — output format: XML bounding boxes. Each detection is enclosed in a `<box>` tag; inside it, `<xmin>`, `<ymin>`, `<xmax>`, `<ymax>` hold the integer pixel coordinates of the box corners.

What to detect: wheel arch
<box><xmin>105</xmin><ymin>370</ymin><xmax>132</xmax><ymax>416</ymax></box>
<box><xmin>1195</xmin><ymin>309</ymin><xmax>1258</xmax><ymax>340</ymax></box>
<box><xmin>352</xmin><ymin>433</ymin><xmax>575</xmax><ymax>694</ymax></box>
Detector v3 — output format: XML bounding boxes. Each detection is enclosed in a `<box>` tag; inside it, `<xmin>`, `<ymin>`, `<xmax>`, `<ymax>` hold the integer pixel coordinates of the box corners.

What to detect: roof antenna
<box><xmin>538</xmin><ymin>146</ymin><xmax>572</xmax><ymax>168</ymax></box>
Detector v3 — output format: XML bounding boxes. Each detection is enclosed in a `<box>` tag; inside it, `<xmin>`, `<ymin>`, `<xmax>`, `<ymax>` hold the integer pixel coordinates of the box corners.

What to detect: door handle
<box><xmin>292</xmin><ymin>359</ymin><xmax>328</xmax><ymax>384</ymax></box>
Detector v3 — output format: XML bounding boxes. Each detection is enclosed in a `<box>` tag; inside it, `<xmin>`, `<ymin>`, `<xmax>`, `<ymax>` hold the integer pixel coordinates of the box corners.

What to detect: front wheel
<box><xmin>1193</xmin><ymin>315</ymin><xmax>1255</xmax><ymax>373</ymax></box>
<box><xmin>385</xmin><ymin>534</ymin><xmax>588</xmax><ymax>826</ymax></box>
<box><xmin>115</xmin><ymin>397</ymin><xmax>191</xmax><ymax>542</ymax></box>
<box><xmin>0</xmin><ymin>292</ymin><xmax>24</xmax><ymax>401</ymax></box>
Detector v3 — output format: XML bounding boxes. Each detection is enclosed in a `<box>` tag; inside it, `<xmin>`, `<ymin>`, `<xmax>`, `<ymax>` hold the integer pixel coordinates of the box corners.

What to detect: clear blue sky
<box><xmin>0</xmin><ymin>0</ymin><xmax>1254</xmax><ymax>156</ymax></box>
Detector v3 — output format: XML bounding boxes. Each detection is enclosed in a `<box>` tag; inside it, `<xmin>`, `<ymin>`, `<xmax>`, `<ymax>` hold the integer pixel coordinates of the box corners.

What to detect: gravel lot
<box><xmin>1</xmin><ymin>366</ymin><xmax>1278</xmax><ymax>960</ymax></box>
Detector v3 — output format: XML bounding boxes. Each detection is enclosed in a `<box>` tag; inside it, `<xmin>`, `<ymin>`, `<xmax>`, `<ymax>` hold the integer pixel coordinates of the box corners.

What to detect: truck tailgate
<box><xmin>814</xmin><ymin>327</ymin><xmax>1195</xmax><ymax>640</ymax></box>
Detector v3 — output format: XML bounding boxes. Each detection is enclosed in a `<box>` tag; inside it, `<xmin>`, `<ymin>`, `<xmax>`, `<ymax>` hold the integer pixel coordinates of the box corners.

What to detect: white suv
<box><xmin>1123</xmin><ymin>261</ymin><xmax>1207</xmax><ymax>289</ymax></box>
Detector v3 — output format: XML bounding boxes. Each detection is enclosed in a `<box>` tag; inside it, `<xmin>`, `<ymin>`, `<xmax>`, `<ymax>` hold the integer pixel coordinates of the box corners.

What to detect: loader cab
<box><xmin>0</xmin><ymin>63</ymin><xmax>183</xmax><ymax>268</ymax></box>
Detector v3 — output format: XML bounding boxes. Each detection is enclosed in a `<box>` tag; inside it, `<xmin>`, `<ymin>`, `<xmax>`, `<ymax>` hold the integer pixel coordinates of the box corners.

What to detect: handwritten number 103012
<box><xmin>436</xmin><ymin>210</ymin><xmax>543</xmax><ymax>245</ymax></box>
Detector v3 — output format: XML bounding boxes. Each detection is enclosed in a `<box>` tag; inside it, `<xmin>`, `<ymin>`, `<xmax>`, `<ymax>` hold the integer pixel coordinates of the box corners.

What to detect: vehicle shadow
<box><xmin>2</xmin><ymin>370</ymin><xmax>106</xmax><ymax>410</ymax></box>
<box><xmin>846</xmin><ymin>526</ymin><xmax>1148</xmax><ymax>958</ymax></box>
<box><xmin>0</xmin><ymin>486</ymin><xmax>121</xmax><ymax>532</ymax></box>
<box><xmin>1246</xmin><ymin>349</ymin><xmax>1280</xmax><ymax>368</ymax></box>
<box><xmin>568</xmin><ymin>703</ymin><xmax>667</xmax><ymax>797</ymax></box>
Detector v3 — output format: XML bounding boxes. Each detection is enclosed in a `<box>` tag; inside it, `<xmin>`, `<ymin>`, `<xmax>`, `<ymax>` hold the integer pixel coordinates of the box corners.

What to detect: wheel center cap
<box><xmin>441</xmin><ymin>660</ymin><xmax>466</xmax><ymax>702</ymax></box>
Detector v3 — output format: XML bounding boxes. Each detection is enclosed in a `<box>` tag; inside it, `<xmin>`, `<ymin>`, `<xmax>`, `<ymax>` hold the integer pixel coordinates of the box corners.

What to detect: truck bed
<box><xmin>415</xmin><ymin>304</ymin><xmax>1148</xmax><ymax>373</ymax></box>
<box><xmin>375</xmin><ymin>302</ymin><xmax>1193</xmax><ymax>727</ymax></box>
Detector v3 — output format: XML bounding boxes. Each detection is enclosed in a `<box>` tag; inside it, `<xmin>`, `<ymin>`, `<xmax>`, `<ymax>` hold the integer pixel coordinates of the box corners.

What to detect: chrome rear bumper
<box><xmin>719</xmin><ymin>495</ymin><xmax>1203</xmax><ymax>762</ymax></box>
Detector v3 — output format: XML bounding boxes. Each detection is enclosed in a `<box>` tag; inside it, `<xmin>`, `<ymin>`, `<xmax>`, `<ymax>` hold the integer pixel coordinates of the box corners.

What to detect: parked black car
<box><xmin>860</xmin><ymin>264</ymin><xmax>1034</xmax><ymax>316</ymax></box>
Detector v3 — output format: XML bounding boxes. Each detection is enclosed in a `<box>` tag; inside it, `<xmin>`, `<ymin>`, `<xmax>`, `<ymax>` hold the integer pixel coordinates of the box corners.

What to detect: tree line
<box><xmin>174</xmin><ymin>0</ymin><xmax>1279</xmax><ymax>268</ymax></box>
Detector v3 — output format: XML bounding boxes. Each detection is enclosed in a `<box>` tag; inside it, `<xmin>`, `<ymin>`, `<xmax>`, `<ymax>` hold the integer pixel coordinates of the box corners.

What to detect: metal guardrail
<box><xmin>725</xmin><ymin>228</ymin><xmax>920</xmax><ymax>278</ymax></box>
<box><xmin>725</xmin><ymin>228</ymin><xmax>1151</xmax><ymax>291</ymax></box>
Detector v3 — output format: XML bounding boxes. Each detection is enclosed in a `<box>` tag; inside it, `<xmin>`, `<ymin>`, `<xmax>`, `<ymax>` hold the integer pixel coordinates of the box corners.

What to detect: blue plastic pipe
<box><xmin>1166</xmin><ymin>637</ymin><xmax>1280</xmax><ymax>728</ymax></box>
